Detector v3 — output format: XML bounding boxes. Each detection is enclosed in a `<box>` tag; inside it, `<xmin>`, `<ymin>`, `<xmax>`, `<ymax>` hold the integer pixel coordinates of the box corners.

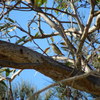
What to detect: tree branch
<box><xmin>28</xmin><ymin>70</ymin><xmax>100</xmax><ymax>100</ymax></box>
<box><xmin>75</xmin><ymin>0</ymin><xmax>96</xmax><ymax>69</ymax></box>
<box><xmin>10</xmin><ymin>69</ymin><xmax>23</xmax><ymax>81</ymax></box>
<box><xmin>0</xmin><ymin>0</ymin><xmax>21</xmax><ymax>19</ymax></box>
<box><xmin>71</xmin><ymin>1</ymin><xmax>84</xmax><ymax>32</ymax></box>
<box><xmin>77</xmin><ymin>0</ymin><xmax>95</xmax><ymax>53</ymax></box>
<box><xmin>0</xmin><ymin>60</ymin><xmax>41</xmax><ymax>69</ymax></box>
<box><xmin>34</xmin><ymin>7</ymin><xmax>76</xmax><ymax>54</ymax></box>
<box><xmin>0</xmin><ymin>40</ymin><xmax>100</xmax><ymax>95</ymax></box>
<box><xmin>0</xmin><ymin>69</ymin><xmax>23</xmax><ymax>82</ymax></box>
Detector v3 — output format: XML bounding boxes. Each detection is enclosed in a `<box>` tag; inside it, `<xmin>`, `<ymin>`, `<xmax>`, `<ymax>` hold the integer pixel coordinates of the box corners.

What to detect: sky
<box><xmin>12</xmin><ymin>69</ymin><xmax>53</xmax><ymax>90</ymax></box>
<box><xmin>4</xmin><ymin>0</ymin><xmax>56</xmax><ymax>92</ymax></box>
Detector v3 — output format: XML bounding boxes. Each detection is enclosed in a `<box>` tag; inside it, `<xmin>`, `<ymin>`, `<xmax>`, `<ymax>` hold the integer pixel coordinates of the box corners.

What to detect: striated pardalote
<box><xmin>51</xmin><ymin>43</ymin><xmax>64</xmax><ymax>56</ymax></box>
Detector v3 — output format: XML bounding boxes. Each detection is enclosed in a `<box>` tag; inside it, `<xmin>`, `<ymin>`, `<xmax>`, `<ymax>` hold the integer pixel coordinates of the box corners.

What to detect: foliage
<box><xmin>0</xmin><ymin>79</ymin><xmax>39</xmax><ymax>100</ymax></box>
<box><xmin>12</xmin><ymin>81</ymin><xmax>38</xmax><ymax>100</ymax></box>
<box><xmin>43</xmin><ymin>85</ymin><xmax>92</xmax><ymax>100</ymax></box>
<box><xmin>0</xmin><ymin>81</ymin><xmax>8</xmax><ymax>99</ymax></box>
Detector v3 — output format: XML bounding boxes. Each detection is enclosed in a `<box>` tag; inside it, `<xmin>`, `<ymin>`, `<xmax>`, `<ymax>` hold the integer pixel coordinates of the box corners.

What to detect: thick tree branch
<box><xmin>88</xmin><ymin>12</ymin><xmax>100</xmax><ymax>34</ymax></box>
<box><xmin>0</xmin><ymin>60</ymin><xmax>41</xmax><ymax>69</ymax></box>
<box><xmin>0</xmin><ymin>40</ymin><xmax>100</xmax><ymax>95</ymax></box>
<box><xmin>28</xmin><ymin>70</ymin><xmax>100</xmax><ymax>100</ymax></box>
<box><xmin>77</xmin><ymin>0</ymin><xmax>95</xmax><ymax>53</ymax></box>
<box><xmin>0</xmin><ymin>1</ymin><xmax>94</xmax><ymax>71</ymax></box>
<box><xmin>75</xmin><ymin>0</ymin><xmax>96</xmax><ymax>69</ymax></box>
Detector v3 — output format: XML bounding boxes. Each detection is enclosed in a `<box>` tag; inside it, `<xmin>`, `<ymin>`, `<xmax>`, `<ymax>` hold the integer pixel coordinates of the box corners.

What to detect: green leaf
<box><xmin>98</xmin><ymin>56</ymin><xmax>100</xmax><ymax>62</ymax></box>
<box><xmin>0</xmin><ymin>23</ymin><xmax>11</xmax><ymax>31</ymax></box>
<box><xmin>35</xmin><ymin>32</ymin><xmax>39</xmax><ymax>37</ymax></box>
<box><xmin>65</xmin><ymin>62</ymin><xmax>73</xmax><ymax>66</ymax></box>
<box><xmin>55</xmin><ymin>5</ymin><xmax>62</xmax><ymax>14</ymax></box>
<box><xmin>5</xmin><ymin>17</ymin><xmax>15</xmax><ymax>23</ymax></box>
<box><xmin>3</xmin><ymin>26</ymin><xmax>17</xmax><ymax>35</ymax></box>
<box><xmin>50</xmin><ymin>37</ymin><xmax>54</xmax><ymax>42</ymax></box>
<box><xmin>16</xmin><ymin>36</ymin><xmax>27</xmax><ymax>44</ymax></box>
<box><xmin>60</xmin><ymin>42</ymin><xmax>66</xmax><ymax>46</ymax></box>
<box><xmin>34</xmin><ymin>0</ymin><xmax>47</xmax><ymax>7</ymax></box>
<box><xmin>61</xmin><ymin>46</ymin><xmax>68</xmax><ymax>51</ymax></box>
<box><xmin>96</xmin><ymin>0</ymin><xmax>100</xmax><ymax>3</ymax></box>
<box><xmin>5</xmin><ymin>68</ymin><xmax>11</xmax><ymax>76</ymax></box>
<box><xmin>0</xmin><ymin>81</ymin><xmax>7</xmax><ymax>87</ymax></box>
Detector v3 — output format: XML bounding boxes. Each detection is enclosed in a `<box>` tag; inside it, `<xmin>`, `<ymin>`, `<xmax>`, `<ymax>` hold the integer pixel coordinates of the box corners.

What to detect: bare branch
<box><xmin>10</xmin><ymin>69</ymin><xmax>23</xmax><ymax>81</ymax></box>
<box><xmin>0</xmin><ymin>75</ymin><xmax>6</xmax><ymax>81</ymax></box>
<box><xmin>35</xmin><ymin>8</ymin><xmax>76</xmax><ymax>54</ymax></box>
<box><xmin>0</xmin><ymin>69</ymin><xmax>23</xmax><ymax>82</ymax></box>
<box><xmin>71</xmin><ymin>1</ymin><xmax>84</xmax><ymax>32</ymax></box>
<box><xmin>28</xmin><ymin>70</ymin><xmax>100</xmax><ymax>100</ymax></box>
<box><xmin>40</xmin><ymin>7</ymin><xmax>76</xmax><ymax>17</ymax></box>
<box><xmin>94</xmin><ymin>11</ymin><xmax>100</xmax><ymax>16</ymax></box>
<box><xmin>77</xmin><ymin>0</ymin><xmax>95</xmax><ymax>53</ymax></box>
<box><xmin>0</xmin><ymin>0</ymin><xmax>21</xmax><ymax>19</ymax></box>
<box><xmin>75</xmin><ymin>0</ymin><xmax>96</xmax><ymax>69</ymax></box>
<box><xmin>88</xmin><ymin>14</ymin><xmax>100</xmax><ymax>34</ymax></box>
<box><xmin>23</xmin><ymin>28</ymin><xmax>81</xmax><ymax>43</ymax></box>
<box><xmin>88</xmin><ymin>25</ymin><xmax>100</xmax><ymax>34</ymax></box>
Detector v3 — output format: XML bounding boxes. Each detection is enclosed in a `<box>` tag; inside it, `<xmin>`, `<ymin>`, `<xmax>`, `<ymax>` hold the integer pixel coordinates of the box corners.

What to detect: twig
<box><xmin>76</xmin><ymin>0</ymin><xmax>95</xmax><ymax>69</ymax></box>
<box><xmin>0</xmin><ymin>0</ymin><xmax>21</xmax><ymax>19</ymax></box>
<box><xmin>27</xmin><ymin>70</ymin><xmax>99</xmax><ymax>100</ymax></box>
<box><xmin>0</xmin><ymin>69</ymin><xmax>23</xmax><ymax>82</ymax></box>
<box><xmin>71</xmin><ymin>0</ymin><xmax>84</xmax><ymax>32</ymax></box>
<box><xmin>36</xmin><ymin>8</ymin><xmax>76</xmax><ymax>54</ymax></box>
<box><xmin>9</xmin><ymin>80</ymin><xmax>14</xmax><ymax>100</ymax></box>
<box><xmin>10</xmin><ymin>69</ymin><xmax>23</xmax><ymax>81</ymax></box>
<box><xmin>77</xmin><ymin>0</ymin><xmax>95</xmax><ymax>53</ymax></box>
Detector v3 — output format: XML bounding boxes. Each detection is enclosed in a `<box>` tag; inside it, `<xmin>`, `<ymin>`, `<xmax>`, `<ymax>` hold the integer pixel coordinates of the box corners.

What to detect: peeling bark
<box><xmin>0</xmin><ymin>40</ymin><xmax>100</xmax><ymax>95</ymax></box>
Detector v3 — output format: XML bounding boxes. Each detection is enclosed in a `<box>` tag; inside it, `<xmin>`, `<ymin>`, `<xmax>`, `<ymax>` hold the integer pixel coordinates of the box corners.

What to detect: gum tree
<box><xmin>0</xmin><ymin>0</ymin><xmax>100</xmax><ymax>98</ymax></box>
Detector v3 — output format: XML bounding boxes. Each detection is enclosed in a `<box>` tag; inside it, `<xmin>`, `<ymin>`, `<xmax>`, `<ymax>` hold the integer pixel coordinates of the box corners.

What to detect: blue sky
<box><xmin>12</xmin><ymin>69</ymin><xmax>53</xmax><ymax>90</ymax></box>
<box><xmin>0</xmin><ymin>0</ymin><xmax>88</xmax><ymax>90</ymax></box>
<box><xmin>6</xmin><ymin>0</ymin><xmax>56</xmax><ymax>91</ymax></box>
<box><xmin>0</xmin><ymin>0</ymin><xmax>56</xmax><ymax>92</ymax></box>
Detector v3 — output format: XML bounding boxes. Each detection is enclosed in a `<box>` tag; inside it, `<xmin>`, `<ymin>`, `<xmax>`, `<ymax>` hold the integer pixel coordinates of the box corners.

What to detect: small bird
<box><xmin>50</xmin><ymin>43</ymin><xmax>64</xmax><ymax>56</ymax></box>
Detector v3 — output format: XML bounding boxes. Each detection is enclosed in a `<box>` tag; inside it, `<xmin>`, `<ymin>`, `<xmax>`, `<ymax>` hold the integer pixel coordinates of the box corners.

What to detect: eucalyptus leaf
<box><xmin>16</xmin><ymin>36</ymin><xmax>27</xmax><ymax>44</ymax></box>
<box><xmin>5</xmin><ymin>68</ymin><xmax>11</xmax><ymax>77</ymax></box>
<box><xmin>5</xmin><ymin>17</ymin><xmax>15</xmax><ymax>23</ymax></box>
<box><xmin>0</xmin><ymin>81</ymin><xmax>7</xmax><ymax>87</ymax></box>
<box><xmin>44</xmin><ymin>47</ymin><xmax>50</xmax><ymax>54</ymax></box>
<box><xmin>34</xmin><ymin>0</ymin><xmax>47</xmax><ymax>7</ymax></box>
<box><xmin>3</xmin><ymin>26</ymin><xmax>17</xmax><ymax>35</ymax></box>
<box><xmin>35</xmin><ymin>32</ymin><xmax>39</xmax><ymax>37</ymax></box>
<box><xmin>50</xmin><ymin>37</ymin><xmax>54</xmax><ymax>42</ymax></box>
